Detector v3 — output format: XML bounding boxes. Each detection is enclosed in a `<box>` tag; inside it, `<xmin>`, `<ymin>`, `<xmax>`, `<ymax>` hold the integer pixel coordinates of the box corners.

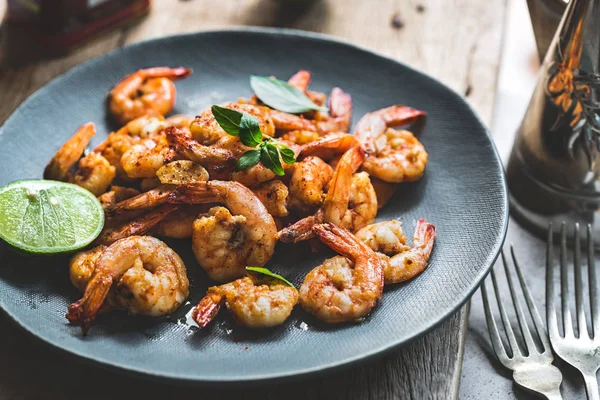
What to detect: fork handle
<box><xmin>583</xmin><ymin>373</ymin><xmax>600</xmax><ymax>400</ymax></box>
<box><xmin>542</xmin><ymin>389</ymin><xmax>563</xmax><ymax>400</ymax></box>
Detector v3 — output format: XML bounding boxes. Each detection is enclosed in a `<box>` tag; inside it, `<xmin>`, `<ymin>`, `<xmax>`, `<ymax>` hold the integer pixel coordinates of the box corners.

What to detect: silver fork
<box><xmin>547</xmin><ymin>222</ymin><xmax>600</xmax><ymax>400</ymax></box>
<box><xmin>482</xmin><ymin>247</ymin><xmax>563</xmax><ymax>399</ymax></box>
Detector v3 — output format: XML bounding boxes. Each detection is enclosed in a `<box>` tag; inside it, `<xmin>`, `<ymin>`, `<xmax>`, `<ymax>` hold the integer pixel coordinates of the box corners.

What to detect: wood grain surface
<box><xmin>0</xmin><ymin>1</ymin><xmax>506</xmax><ymax>398</ymax></box>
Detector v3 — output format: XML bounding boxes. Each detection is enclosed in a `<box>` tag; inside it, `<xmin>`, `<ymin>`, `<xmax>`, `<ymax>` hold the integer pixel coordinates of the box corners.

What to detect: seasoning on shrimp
<box><xmin>108</xmin><ymin>67</ymin><xmax>192</xmax><ymax>125</ymax></box>
<box><xmin>299</xmin><ymin>223</ymin><xmax>384</xmax><ymax>323</ymax></box>
<box><xmin>193</xmin><ymin>273</ymin><xmax>299</xmax><ymax>328</ymax></box>
<box><xmin>355</xmin><ymin>219</ymin><xmax>436</xmax><ymax>283</ymax></box>
<box><xmin>168</xmin><ymin>181</ymin><xmax>277</xmax><ymax>282</ymax></box>
<box><xmin>66</xmin><ymin>236</ymin><xmax>189</xmax><ymax>335</ymax></box>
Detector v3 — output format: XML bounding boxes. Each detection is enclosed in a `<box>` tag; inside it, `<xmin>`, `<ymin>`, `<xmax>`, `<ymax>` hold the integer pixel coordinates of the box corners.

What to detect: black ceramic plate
<box><xmin>0</xmin><ymin>28</ymin><xmax>508</xmax><ymax>383</ymax></box>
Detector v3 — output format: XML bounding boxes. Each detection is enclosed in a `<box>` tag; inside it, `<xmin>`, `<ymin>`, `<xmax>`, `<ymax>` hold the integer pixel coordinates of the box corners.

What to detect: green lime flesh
<box><xmin>0</xmin><ymin>180</ymin><xmax>104</xmax><ymax>254</ymax></box>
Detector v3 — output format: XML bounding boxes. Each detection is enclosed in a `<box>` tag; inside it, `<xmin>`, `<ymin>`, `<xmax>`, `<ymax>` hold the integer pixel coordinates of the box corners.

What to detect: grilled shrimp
<box><xmin>279</xmin><ymin>146</ymin><xmax>376</xmax><ymax>242</ymax></box>
<box><xmin>252</xmin><ymin>180</ymin><xmax>289</xmax><ymax>217</ymax></box>
<box><xmin>94</xmin><ymin>116</ymin><xmax>168</xmax><ymax>179</ymax></box>
<box><xmin>72</xmin><ymin>152</ymin><xmax>116</xmax><ymax>196</ymax></box>
<box><xmin>193</xmin><ymin>274</ymin><xmax>298</xmax><ymax>328</ymax></box>
<box><xmin>288</xmin><ymin>156</ymin><xmax>333</xmax><ymax>214</ymax></box>
<box><xmin>44</xmin><ymin>123</ymin><xmax>117</xmax><ymax>195</ymax></box>
<box><xmin>108</xmin><ymin>67</ymin><xmax>192</xmax><ymax>125</ymax></box>
<box><xmin>299</xmin><ymin>223</ymin><xmax>383</xmax><ymax>323</ymax></box>
<box><xmin>354</xmin><ymin>105</ymin><xmax>428</xmax><ymax>183</ymax></box>
<box><xmin>66</xmin><ymin>236</ymin><xmax>189</xmax><ymax>334</ymax></box>
<box><xmin>190</xmin><ymin>103</ymin><xmax>276</xmax><ymax>145</ymax></box>
<box><xmin>168</xmin><ymin>181</ymin><xmax>277</xmax><ymax>282</ymax></box>
<box><xmin>44</xmin><ymin>122</ymin><xmax>96</xmax><ymax>182</ymax></box>
<box><xmin>190</xmin><ymin>102</ymin><xmax>314</xmax><ymax>146</ymax></box>
<box><xmin>120</xmin><ymin>127</ymin><xmax>232</xmax><ymax>179</ymax></box>
<box><xmin>120</xmin><ymin>136</ymin><xmax>177</xmax><ymax>179</ymax></box>
<box><xmin>355</xmin><ymin>219</ymin><xmax>436</xmax><ymax>283</ymax></box>
<box><xmin>322</xmin><ymin>146</ymin><xmax>376</xmax><ymax>231</ymax></box>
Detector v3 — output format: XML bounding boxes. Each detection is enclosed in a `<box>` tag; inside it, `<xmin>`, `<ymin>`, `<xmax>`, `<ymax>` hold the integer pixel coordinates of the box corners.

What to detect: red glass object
<box><xmin>6</xmin><ymin>0</ymin><xmax>151</xmax><ymax>53</ymax></box>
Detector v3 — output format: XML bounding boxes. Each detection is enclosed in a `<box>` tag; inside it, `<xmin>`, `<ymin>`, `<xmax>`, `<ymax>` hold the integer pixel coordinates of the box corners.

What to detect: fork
<box><xmin>482</xmin><ymin>247</ymin><xmax>563</xmax><ymax>399</ymax></box>
<box><xmin>547</xmin><ymin>222</ymin><xmax>600</xmax><ymax>400</ymax></box>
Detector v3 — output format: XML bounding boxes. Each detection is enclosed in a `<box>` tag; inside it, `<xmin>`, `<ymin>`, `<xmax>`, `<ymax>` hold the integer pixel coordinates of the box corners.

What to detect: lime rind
<box><xmin>0</xmin><ymin>180</ymin><xmax>104</xmax><ymax>254</ymax></box>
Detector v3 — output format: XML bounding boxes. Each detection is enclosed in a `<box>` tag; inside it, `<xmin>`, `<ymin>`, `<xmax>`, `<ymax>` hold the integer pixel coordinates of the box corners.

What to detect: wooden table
<box><xmin>0</xmin><ymin>1</ymin><xmax>506</xmax><ymax>398</ymax></box>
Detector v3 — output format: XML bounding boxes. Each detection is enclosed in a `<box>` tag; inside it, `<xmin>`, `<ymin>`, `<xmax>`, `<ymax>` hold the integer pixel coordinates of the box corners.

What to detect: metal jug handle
<box><xmin>526</xmin><ymin>0</ymin><xmax>568</xmax><ymax>60</ymax></box>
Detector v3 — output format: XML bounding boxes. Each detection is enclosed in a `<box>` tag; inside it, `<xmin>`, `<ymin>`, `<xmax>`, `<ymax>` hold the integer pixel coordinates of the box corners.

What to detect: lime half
<box><xmin>0</xmin><ymin>180</ymin><xmax>104</xmax><ymax>254</ymax></box>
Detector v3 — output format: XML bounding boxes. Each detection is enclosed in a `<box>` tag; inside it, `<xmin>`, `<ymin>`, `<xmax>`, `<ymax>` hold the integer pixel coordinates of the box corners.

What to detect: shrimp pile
<box><xmin>45</xmin><ymin>67</ymin><xmax>435</xmax><ymax>334</ymax></box>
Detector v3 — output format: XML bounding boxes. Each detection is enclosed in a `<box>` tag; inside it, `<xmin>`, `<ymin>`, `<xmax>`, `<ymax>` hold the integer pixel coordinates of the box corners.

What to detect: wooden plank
<box><xmin>0</xmin><ymin>308</ymin><xmax>468</xmax><ymax>400</ymax></box>
<box><xmin>0</xmin><ymin>0</ymin><xmax>505</xmax><ymax>398</ymax></box>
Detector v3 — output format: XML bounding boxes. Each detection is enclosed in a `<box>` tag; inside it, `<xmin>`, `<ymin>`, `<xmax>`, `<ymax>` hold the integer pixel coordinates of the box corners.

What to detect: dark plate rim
<box><xmin>0</xmin><ymin>26</ymin><xmax>509</xmax><ymax>384</ymax></box>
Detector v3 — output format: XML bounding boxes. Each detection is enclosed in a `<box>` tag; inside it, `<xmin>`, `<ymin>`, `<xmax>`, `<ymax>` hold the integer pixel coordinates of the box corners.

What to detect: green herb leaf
<box><xmin>278</xmin><ymin>146</ymin><xmax>296</xmax><ymax>164</ymax></box>
<box><xmin>211</xmin><ymin>105</ymin><xmax>243</xmax><ymax>136</ymax></box>
<box><xmin>236</xmin><ymin>149</ymin><xmax>261</xmax><ymax>171</ymax></box>
<box><xmin>238</xmin><ymin>113</ymin><xmax>263</xmax><ymax>147</ymax></box>
<box><xmin>246</xmin><ymin>266</ymin><xmax>294</xmax><ymax>287</ymax></box>
<box><xmin>260</xmin><ymin>144</ymin><xmax>285</xmax><ymax>176</ymax></box>
<box><xmin>250</xmin><ymin>75</ymin><xmax>328</xmax><ymax>114</ymax></box>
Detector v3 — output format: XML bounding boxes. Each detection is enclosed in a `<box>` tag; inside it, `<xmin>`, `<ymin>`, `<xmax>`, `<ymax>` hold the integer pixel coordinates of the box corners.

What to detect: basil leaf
<box><xmin>246</xmin><ymin>266</ymin><xmax>294</xmax><ymax>287</ymax></box>
<box><xmin>250</xmin><ymin>75</ymin><xmax>328</xmax><ymax>114</ymax></box>
<box><xmin>260</xmin><ymin>144</ymin><xmax>285</xmax><ymax>176</ymax></box>
<box><xmin>211</xmin><ymin>105</ymin><xmax>242</xmax><ymax>136</ymax></box>
<box><xmin>278</xmin><ymin>146</ymin><xmax>296</xmax><ymax>164</ymax></box>
<box><xmin>238</xmin><ymin>113</ymin><xmax>263</xmax><ymax>147</ymax></box>
<box><xmin>236</xmin><ymin>149</ymin><xmax>261</xmax><ymax>171</ymax></box>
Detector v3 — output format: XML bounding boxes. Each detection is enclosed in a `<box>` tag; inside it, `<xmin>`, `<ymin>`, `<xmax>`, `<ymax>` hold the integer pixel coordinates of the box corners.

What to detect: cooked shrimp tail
<box><xmin>288</xmin><ymin>70</ymin><xmax>311</xmax><ymax>90</ymax></box>
<box><xmin>298</xmin><ymin>133</ymin><xmax>360</xmax><ymax>160</ymax></box>
<box><xmin>277</xmin><ymin>209</ymin><xmax>323</xmax><ymax>243</ymax></box>
<box><xmin>66</xmin><ymin>275</ymin><xmax>112</xmax><ymax>334</ymax></box>
<box><xmin>44</xmin><ymin>122</ymin><xmax>96</xmax><ymax>181</ymax></box>
<box><xmin>313</xmin><ymin>223</ymin><xmax>366</xmax><ymax>259</ymax></box>
<box><xmin>191</xmin><ymin>290</ymin><xmax>224</xmax><ymax>328</ymax></box>
<box><xmin>107</xmin><ymin>185</ymin><xmax>174</xmax><ymax>217</ymax></box>
<box><xmin>98</xmin><ymin>204</ymin><xmax>178</xmax><ymax>245</ymax></box>
<box><xmin>269</xmin><ymin>109</ymin><xmax>317</xmax><ymax>132</ymax></box>
<box><xmin>316</xmin><ymin>88</ymin><xmax>352</xmax><ymax>134</ymax></box>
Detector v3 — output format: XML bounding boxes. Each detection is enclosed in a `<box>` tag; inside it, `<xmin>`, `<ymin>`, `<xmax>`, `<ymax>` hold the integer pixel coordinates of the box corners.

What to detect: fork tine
<box><xmin>560</xmin><ymin>222</ymin><xmax>575</xmax><ymax>338</ymax></box>
<box><xmin>502</xmin><ymin>249</ymin><xmax>538</xmax><ymax>354</ymax></box>
<box><xmin>587</xmin><ymin>224</ymin><xmax>599</xmax><ymax>339</ymax></box>
<box><xmin>481</xmin><ymin>279</ymin><xmax>510</xmax><ymax>364</ymax></box>
<box><xmin>510</xmin><ymin>245</ymin><xmax>551</xmax><ymax>354</ymax></box>
<box><xmin>547</xmin><ymin>222</ymin><xmax>560</xmax><ymax>340</ymax></box>
<box><xmin>491</xmin><ymin>267</ymin><xmax>522</xmax><ymax>358</ymax></box>
<box><xmin>573</xmin><ymin>223</ymin><xmax>589</xmax><ymax>339</ymax></box>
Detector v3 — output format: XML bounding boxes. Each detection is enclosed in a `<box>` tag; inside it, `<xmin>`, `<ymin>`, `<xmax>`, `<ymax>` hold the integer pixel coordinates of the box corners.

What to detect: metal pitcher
<box><xmin>508</xmin><ymin>0</ymin><xmax>600</xmax><ymax>242</ymax></box>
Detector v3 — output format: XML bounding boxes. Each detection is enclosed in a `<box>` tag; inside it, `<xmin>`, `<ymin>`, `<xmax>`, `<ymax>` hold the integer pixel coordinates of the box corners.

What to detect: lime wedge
<box><xmin>0</xmin><ymin>180</ymin><xmax>104</xmax><ymax>254</ymax></box>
